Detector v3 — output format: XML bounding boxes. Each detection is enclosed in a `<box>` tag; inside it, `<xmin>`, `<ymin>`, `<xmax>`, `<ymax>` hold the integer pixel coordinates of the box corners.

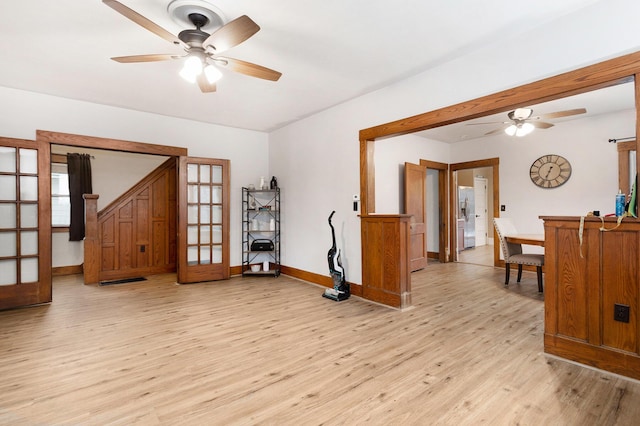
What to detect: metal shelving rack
<box><xmin>242</xmin><ymin>187</ymin><xmax>280</xmax><ymax>276</ymax></box>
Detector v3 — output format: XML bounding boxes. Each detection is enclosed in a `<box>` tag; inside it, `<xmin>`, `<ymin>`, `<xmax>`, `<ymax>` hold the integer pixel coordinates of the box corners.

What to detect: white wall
<box><xmin>374</xmin><ymin>133</ymin><xmax>450</xmax><ymax>214</ymax></box>
<box><xmin>0</xmin><ymin>86</ymin><xmax>269</xmax><ymax>269</ymax></box>
<box><xmin>270</xmin><ymin>0</ymin><xmax>640</xmax><ymax>286</ymax></box>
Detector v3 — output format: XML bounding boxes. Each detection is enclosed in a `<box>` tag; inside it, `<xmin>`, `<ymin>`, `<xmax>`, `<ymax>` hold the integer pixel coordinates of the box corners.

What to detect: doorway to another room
<box><xmin>454</xmin><ymin>165</ymin><xmax>495</xmax><ymax>267</ymax></box>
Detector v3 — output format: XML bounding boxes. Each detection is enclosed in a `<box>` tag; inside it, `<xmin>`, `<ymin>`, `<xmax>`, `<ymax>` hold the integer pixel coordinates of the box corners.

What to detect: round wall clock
<box><xmin>529</xmin><ymin>154</ymin><xmax>572</xmax><ymax>188</ymax></box>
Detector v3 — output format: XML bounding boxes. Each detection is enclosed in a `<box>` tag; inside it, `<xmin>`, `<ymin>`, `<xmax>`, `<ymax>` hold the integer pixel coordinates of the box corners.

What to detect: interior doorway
<box><xmin>450</xmin><ymin>158</ymin><xmax>499</xmax><ymax>267</ymax></box>
<box><xmin>420</xmin><ymin>159</ymin><xmax>448</xmax><ymax>264</ymax></box>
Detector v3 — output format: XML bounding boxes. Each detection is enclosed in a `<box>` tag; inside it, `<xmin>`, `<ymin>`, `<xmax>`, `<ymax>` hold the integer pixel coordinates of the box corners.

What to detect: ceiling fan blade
<box><xmin>215</xmin><ymin>57</ymin><xmax>282</xmax><ymax>81</ymax></box>
<box><xmin>103</xmin><ymin>0</ymin><xmax>184</xmax><ymax>47</ymax></box>
<box><xmin>466</xmin><ymin>121</ymin><xmax>508</xmax><ymax>126</ymax></box>
<box><xmin>203</xmin><ymin>15</ymin><xmax>260</xmax><ymax>53</ymax></box>
<box><xmin>111</xmin><ymin>54</ymin><xmax>181</xmax><ymax>63</ymax></box>
<box><xmin>538</xmin><ymin>108</ymin><xmax>587</xmax><ymax>120</ymax></box>
<box><xmin>532</xmin><ymin>121</ymin><xmax>554</xmax><ymax>129</ymax></box>
<box><xmin>196</xmin><ymin>74</ymin><xmax>217</xmax><ymax>93</ymax></box>
<box><xmin>485</xmin><ymin>127</ymin><xmax>508</xmax><ymax>136</ymax></box>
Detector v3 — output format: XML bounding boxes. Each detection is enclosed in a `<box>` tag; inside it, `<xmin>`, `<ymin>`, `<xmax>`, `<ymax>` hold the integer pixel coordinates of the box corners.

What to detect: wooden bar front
<box><xmin>542</xmin><ymin>215</ymin><xmax>640</xmax><ymax>380</ymax></box>
<box><xmin>360</xmin><ymin>214</ymin><xmax>411</xmax><ymax>309</ymax></box>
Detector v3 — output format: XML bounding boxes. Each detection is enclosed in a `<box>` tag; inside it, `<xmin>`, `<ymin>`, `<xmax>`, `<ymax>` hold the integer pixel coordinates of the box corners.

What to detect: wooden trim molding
<box><xmin>360</xmin><ymin>139</ymin><xmax>375</xmax><ymax>215</ymax></box>
<box><xmin>51</xmin><ymin>153</ymin><xmax>68</xmax><ymax>164</ymax></box>
<box><xmin>230</xmin><ymin>264</ymin><xmax>364</xmax><ymax>298</ymax></box>
<box><xmin>618</xmin><ymin>140</ymin><xmax>636</xmax><ymax>196</ymax></box>
<box><xmin>419</xmin><ymin>159</ymin><xmax>449</xmax><ymax>262</ymax></box>
<box><xmin>52</xmin><ymin>265</ymin><xmax>83</xmax><ymax>276</ymax></box>
<box><xmin>279</xmin><ymin>265</ymin><xmax>362</xmax><ymax>298</ymax></box>
<box><xmin>37</xmin><ymin>130</ymin><xmax>188</xmax><ymax>157</ymax></box>
<box><xmin>360</xmin><ymin>51</ymin><xmax>640</xmax><ymax>141</ymax></box>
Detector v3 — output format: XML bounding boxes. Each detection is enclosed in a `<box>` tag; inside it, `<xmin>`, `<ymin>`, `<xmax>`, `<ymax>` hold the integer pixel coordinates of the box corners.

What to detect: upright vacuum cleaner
<box><xmin>323</xmin><ymin>211</ymin><xmax>350</xmax><ymax>301</ymax></box>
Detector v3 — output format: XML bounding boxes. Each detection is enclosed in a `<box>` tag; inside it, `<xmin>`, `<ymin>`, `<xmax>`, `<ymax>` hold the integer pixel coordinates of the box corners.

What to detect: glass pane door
<box><xmin>0</xmin><ymin>138</ymin><xmax>51</xmax><ymax>309</ymax></box>
<box><xmin>178</xmin><ymin>157</ymin><xmax>229</xmax><ymax>283</ymax></box>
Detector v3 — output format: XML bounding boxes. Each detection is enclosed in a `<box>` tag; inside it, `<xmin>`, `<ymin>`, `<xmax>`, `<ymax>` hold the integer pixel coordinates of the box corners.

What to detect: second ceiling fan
<box><xmin>470</xmin><ymin>107</ymin><xmax>587</xmax><ymax>137</ymax></box>
<box><xmin>103</xmin><ymin>0</ymin><xmax>282</xmax><ymax>93</ymax></box>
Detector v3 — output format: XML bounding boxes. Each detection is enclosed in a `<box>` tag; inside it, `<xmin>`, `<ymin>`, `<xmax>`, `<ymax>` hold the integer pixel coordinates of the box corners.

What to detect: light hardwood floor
<box><xmin>1</xmin><ymin>264</ymin><xmax>639</xmax><ymax>425</ymax></box>
<box><xmin>457</xmin><ymin>243</ymin><xmax>494</xmax><ymax>266</ymax></box>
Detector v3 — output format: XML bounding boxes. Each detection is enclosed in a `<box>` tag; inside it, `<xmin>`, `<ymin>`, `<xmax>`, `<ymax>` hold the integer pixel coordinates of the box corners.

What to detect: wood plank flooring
<box><xmin>1</xmin><ymin>263</ymin><xmax>640</xmax><ymax>425</ymax></box>
<box><xmin>457</xmin><ymin>243</ymin><xmax>494</xmax><ymax>266</ymax></box>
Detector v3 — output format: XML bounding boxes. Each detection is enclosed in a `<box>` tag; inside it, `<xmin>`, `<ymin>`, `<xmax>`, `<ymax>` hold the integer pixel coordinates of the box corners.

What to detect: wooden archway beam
<box><xmin>359</xmin><ymin>50</ymin><xmax>640</xmax><ymax>216</ymax></box>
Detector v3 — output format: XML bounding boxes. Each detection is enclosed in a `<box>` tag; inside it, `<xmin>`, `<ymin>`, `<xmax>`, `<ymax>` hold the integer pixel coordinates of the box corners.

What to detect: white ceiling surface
<box><xmin>420</xmin><ymin>81</ymin><xmax>637</xmax><ymax>143</ymax></box>
<box><xmin>0</xmin><ymin>0</ymin><xmax>602</xmax><ymax>132</ymax></box>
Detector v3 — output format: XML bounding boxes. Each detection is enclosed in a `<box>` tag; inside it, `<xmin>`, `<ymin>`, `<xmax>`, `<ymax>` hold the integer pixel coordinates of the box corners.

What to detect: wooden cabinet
<box><xmin>360</xmin><ymin>214</ymin><xmax>411</xmax><ymax>309</ymax></box>
<box><xmin>542</xmin><ymin>215</ymin><xmax>640</xmax><ymax>379</ymax></box>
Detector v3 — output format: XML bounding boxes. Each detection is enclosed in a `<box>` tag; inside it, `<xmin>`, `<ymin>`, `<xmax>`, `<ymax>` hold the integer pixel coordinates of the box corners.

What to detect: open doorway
<box><xmin>420</xmin><ymin>160</ymin><xmax>448</xmax><ymax>264</ymax></box>
<box><xmin>450</xmin><ymin>158</ymin><xmax>499</xmax><ymax>267</ymax></box>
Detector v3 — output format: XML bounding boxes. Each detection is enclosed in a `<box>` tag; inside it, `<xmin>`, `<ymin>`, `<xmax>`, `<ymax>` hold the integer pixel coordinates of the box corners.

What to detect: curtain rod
<box><xmin>609</xmin><ymin>137</ymin><xmax>635</xmax><ymax>143</ymax></box>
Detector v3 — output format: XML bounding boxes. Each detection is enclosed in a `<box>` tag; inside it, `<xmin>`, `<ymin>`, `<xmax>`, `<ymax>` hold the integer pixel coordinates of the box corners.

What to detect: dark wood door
<box><xmin>404</xmin><ymin>162</ymin><xmax>427</xmax><ymax>271</ymax></box>
<box><xmin>0</xmin><ymin>137</ymin><xmax>51</xmax><ymax>310</ymax></box>
<box><xmin>177</xmin><ymin>157</ymin><xmax>230</xmax><ymax>283</ymax></box>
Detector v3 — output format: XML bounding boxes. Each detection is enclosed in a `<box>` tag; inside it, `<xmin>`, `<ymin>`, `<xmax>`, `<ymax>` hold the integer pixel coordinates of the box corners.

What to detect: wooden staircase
<box><xmin>83</xmin><ymin>158</ymin><xmax>177</xmax><ymax>284</ymax></box>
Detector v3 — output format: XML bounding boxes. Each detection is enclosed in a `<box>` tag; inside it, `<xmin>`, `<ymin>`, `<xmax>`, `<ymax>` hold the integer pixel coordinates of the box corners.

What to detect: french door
<box><xmin>177</xmin><ymin>157</ymin><xmax>230</xmax><ymax>283</ymax></box>
<box><xmin>0</xmin><ymin>137</ymin><xmax>51</xmax><ymax>310</ymax></box>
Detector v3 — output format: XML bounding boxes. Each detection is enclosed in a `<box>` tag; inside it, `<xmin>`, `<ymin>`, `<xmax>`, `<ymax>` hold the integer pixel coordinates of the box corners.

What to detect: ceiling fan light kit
<box><xmin>469</xmin><ymin>105</ymin><xmax>587</xmax><ymax>137</ymax></box>
<box><xmin>179</xmin><ymin>55</ymin><xmax>204</xmax><ymax>83</ymax></box>
<box><xmin>102</xmin><ymin>0</ymin><xmax>282</xmax><ymax>93</ymax></box>
<box><xmin>505</xmin><ymin>122</ymin><xmax>535</xmax><ymax>137</ymax></box>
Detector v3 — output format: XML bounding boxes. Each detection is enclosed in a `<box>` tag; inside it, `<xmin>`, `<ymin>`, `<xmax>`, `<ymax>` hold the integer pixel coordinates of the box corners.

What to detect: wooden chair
<box><xmin>493</xmin><ymin>217</ymin><xmax>544</xmax><ymax>292</ymax></box>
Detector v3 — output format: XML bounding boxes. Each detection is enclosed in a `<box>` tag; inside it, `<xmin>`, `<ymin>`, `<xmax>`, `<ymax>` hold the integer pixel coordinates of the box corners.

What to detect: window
<box><xmin>51</xmin><ymin>161</ymin><xmax>70</xmax><ymax>227</ymax></box>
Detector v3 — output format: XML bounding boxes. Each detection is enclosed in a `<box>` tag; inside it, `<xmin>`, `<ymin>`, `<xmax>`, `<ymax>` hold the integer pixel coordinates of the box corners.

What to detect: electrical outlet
<box><xmin>500</xmin><ymin>205</ymin><xmax>506</xmax><ymax>212</ymax></box>
<box><xmin>614</xmin><ymin>303</ymin><xmax>630</xmax><ymax>323</ymax></box>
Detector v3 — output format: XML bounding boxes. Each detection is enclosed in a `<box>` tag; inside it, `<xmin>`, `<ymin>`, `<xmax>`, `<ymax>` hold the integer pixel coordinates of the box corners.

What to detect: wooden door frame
<box><xmin>419</xmin><ymin>159</ymin><xmax>448</xmax><ymax>263</ymax></box>
<box><xmin>449</xmin><ymin>158</ymin><xmax>499</xmax><ymax>265</ymax></box>
<box><xmin>473</xmin><ymin>176</ymin><xmax>489</xmax><ymax>247</ymax></box>
<box><xmin>359</xmin><ymin>51</ymin><xmax>640</xmax><ymax>285</ymax></box>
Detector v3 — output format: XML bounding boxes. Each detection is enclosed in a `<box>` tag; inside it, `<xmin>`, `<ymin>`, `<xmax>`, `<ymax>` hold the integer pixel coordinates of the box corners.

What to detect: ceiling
<box><xmin>0</xmin><ymin>0</ymin><xmax>603</xmax><ymax>132</ymax></box>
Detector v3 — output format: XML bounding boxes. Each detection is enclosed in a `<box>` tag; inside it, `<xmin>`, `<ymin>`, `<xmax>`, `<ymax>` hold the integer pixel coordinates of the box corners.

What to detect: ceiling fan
<box><xmin>468</xmin><ymin>107</ymin><xmax>587</xmax><ymax>137</ymax></box>
<box><xmin>103</xmin><ymin>0</ymin><xmax>282</xmax><ymax>93</ymax></box>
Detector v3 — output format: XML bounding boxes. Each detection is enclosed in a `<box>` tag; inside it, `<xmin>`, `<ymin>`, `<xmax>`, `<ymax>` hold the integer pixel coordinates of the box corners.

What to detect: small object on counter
<box><xmin>616</xmin><ymin>189</ymin><xmax>625</xmax><ymax>217</ymax></box>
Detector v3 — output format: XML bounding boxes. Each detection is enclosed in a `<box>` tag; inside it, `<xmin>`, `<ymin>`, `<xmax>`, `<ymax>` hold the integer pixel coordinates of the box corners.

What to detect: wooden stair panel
<box><xmin>84</xmin><ymin>158</ymin><xmax>178</xmax><ymax>283</ymax></box>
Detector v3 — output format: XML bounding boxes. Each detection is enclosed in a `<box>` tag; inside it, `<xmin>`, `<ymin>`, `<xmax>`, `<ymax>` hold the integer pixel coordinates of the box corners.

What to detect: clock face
<box><xmin>529</xmin><ymin>154</ymin><xmax>571</xmax><ymax>188</ymax></box>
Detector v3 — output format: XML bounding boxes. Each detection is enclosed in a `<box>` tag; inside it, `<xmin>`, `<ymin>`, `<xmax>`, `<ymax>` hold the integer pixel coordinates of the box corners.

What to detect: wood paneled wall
<box><xmin>543</xmin><ymin>215</ymin><xmax>640</xmax><ymax>380</ymax></box>
<box><xmin>85</xmin><ymin>158</ymin><xmax>177</xmax><ymax>283</ymax></box>
<box><xmin>360</xmin><ymin>214</ymin><xmax>411</xmax><ymax>309</ymax></box>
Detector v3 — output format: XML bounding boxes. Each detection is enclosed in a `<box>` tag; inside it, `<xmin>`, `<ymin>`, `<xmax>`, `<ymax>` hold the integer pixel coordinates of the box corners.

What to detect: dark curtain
<box><xmin>67</xmin><ymin>153</ymin><xmax>93</xmax><ymax>241</ymax></box>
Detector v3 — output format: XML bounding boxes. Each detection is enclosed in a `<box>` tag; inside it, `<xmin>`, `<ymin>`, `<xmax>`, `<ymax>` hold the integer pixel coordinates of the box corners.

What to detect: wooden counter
<box><xmin>542</xmin><ymin>215</ymin><xmax>640</xmax><ymax>380</ymax></box>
